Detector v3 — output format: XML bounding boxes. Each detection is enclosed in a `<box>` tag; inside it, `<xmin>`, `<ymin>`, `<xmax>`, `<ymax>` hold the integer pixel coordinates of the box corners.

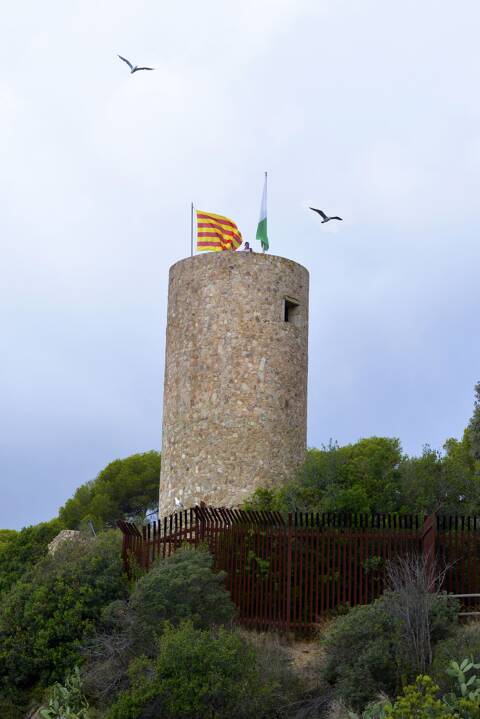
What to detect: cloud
<box><xmin>1</xmin><ymin>0</ymin><xmax>480</xmax><ymax>528</ymax></box>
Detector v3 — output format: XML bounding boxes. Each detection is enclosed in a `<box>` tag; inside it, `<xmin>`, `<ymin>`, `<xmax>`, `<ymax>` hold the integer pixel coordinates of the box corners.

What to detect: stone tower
<box><xmin>159</xmin><ymin>251</ymin><xmax>309</xmax><ymax>515</ymax></box>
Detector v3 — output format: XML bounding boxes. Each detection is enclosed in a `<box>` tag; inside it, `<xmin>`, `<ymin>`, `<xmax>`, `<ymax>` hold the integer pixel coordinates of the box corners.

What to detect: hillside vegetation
<box><xmin>1</xmin><ymin>385</ymin><xmax>480</xmax><ymax>717</ymax></box>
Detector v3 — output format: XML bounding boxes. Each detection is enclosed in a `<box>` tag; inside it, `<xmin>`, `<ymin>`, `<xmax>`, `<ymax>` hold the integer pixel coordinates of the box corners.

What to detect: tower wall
<box><xmin>159</xmin><ymin>251</ymin><xmax>309</xmax><ymax>515</ymax></box>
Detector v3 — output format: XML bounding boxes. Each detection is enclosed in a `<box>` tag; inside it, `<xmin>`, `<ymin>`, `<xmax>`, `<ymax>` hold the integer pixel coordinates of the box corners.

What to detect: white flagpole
<box><xmin>190</xmin><ymin>202</ymin><xmax>194</xmax><ymax>257</ymax></box>
<box><xmin>264</xmin><ymin>171</ymin><xmax>267</xmax><ymax>253</ymax></box>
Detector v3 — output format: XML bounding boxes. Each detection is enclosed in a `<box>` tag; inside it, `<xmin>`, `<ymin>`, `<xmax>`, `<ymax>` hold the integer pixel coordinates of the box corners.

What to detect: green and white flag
<box><xmin>256</xmin><ymin>172</ymin><xmax>269</xmax><ymax>252</ymax></box>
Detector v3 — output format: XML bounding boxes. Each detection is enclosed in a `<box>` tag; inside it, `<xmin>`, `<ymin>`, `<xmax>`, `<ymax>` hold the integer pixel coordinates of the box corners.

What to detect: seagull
<box><xmin>174</xmin><ymin>497</ymin><xmax>184</xmax><ymax>509</ymax></box>
<box><xmin>309</xmin><ymin>208</ymin><xmax>343</xmax><ymax>223</ymax></box>
<box><xmin>117</xmin><ymin>55</ymin><xmax>154</xmax><ymax>74</ymax></box>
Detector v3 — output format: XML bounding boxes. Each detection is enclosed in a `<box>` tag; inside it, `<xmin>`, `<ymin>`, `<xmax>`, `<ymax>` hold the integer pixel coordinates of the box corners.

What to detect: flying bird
<box><xmin>117</xmin><ymin>55</ymin><xmax>154</xmax><ymax>74</ymax></box>
<box><xmin>309</xmin><ymin>208</ymin><xmax>343</xmax><ymax>223</ymax></box>
<box><xmin>174</xmin><ymin>497</ymin><xmax>184</xmax><ymax>509</ymax></box>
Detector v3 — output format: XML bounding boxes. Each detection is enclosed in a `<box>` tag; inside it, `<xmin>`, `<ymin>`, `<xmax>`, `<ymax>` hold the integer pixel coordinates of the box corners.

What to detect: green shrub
<box><xmin>82</xmin><ymin>546</ymin><xmax>236</xmax><ymax>706</ymax></box>
<box><xmin>323</xmin><ymin>593</ymin><xmax>458</xmax><ymax>710</ymax></box>
<box><xmin>349</xmin><ymin>659</ymin><xmax>480</xmax><ymax>719</ymax></box>
<box><xmin>0</xmin><ymin>518</ymin><xmax>63</xmax><ymax>597</ymax></box>
<box><xmin>129</xmin><ymin>544</ymin><xmax>235</xmax><ymax>632</ymax></box>
<box><xmin>0</xmin><ymin>531</ymin><xmax>128</xmax><ymax>699</ymax></box>
<box><xmin>105</xmin><ymin>621</ymin><xmax>281</xmax><ymax>719</ymax></box>
<box><xmin>40</xmin><ymin>667</ymin><xmax>90</xmax><ymax>719</ymax></box>
<box><xmin>323</xmin><ymin>600</ymin><xmax>403</xmax><ymax>710</ymax></box>
<box><xmin>0</xmin><ymin>697</ymin><xmax>26</xmax><ymax>719</ymax></box>
<box><xmin>432</xmin><ymin>624</ymin><xmax>480</xmax><ymax>693</ymax></box>
<box><xmin>384</xmin><ymin>675</ymin><xmax>455</xmax><ymax>718</ymax></box>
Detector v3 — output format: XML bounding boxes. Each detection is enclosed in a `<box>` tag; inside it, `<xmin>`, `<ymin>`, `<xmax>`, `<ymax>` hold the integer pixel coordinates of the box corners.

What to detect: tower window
<box><xmin>284</xmin><ymin>297</ymin><xmax>300</xmax><ymax>325</ymax></box>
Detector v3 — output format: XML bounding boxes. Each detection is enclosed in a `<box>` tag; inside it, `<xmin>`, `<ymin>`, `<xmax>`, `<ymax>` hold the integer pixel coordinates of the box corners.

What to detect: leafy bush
<box><xmin>83</xmin><ymin>546</ymin><xmax>236</xmax><ymax>706</ymax></box>
<box><xmin>0</xmin><ymin>697</ymin><xmax>26</xmax><ymax>719</ymax></box>
<box><xmin>432</xmin><ymin>624</ymin><xmax>480</xmax><ymax>693</ymax></box>
<box><xmin>323</xmin><ymin>599</ymin><xmax>404</xmax><ymax>710</ymax></box>
<box><xmin>0</xmin><ymin>518</ymin><xmax>63</xmax><ymax>597</ymax></box>
<box><xmin>105</xmin><ymin>621</ymin><xmax>282</xmax><ymax>719</ymax></box>
<box><xmin>322</xmin><ymin>592</ymin><xmax>458</xmax><ymax>710</ymax></box>
<box><xmin>40</xmin><ymin>667</ymin><xmax>90</xmax><ymax>719</ymax></box>
<box><xmin>0</xmin><ymin>530</ymin><xmax>128</xmax><ymax>700</ymax></box>
<box><xmin>381</xmin><ymin>665</ymin><xmax>480</xmax><ymax>719</ymax></box>
<box><xmin>129</xmin><ymin>544</ymin><xmax>235</xmax><ymax>632</ymax></box>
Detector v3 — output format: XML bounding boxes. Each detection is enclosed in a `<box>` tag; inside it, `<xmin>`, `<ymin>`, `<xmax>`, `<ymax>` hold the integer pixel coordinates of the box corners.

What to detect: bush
<box><xmin>322</xmin><ymin>592</ymin><xmax>458</xmax><ymax>710</ymax></box>
<box><xmin>105</xmin><ymin>621</ymin><xmax>281</xmax><ymax>719</ymax></box>
<box><xmin>82</xmin><ymin>546</ymin><xmax>236</xmax><ymax>706</ymax></box>
<box><xmin>0</xmin><ymin>518</ymin><xmax>63</xmax><ymax>597</ymax></box>
<box><xmin>0</xmin><ymin>697</ymin><xmax>26</xmax><ymax>719</ymax></box>
<box><xmin>40</xmin><ymin>667</ymin><xmax>90</xmax><ymax>719</ymax></box>
<box><xmin>323</xmin><ymin>600</ymin><xmax>403</xmax><ymax>710</ymax></box>
<box><xmin>129</xmin><ymin>545</ymin><xmax>235</xmax><ymax>632</ymax></box>
<box><xmin>432</xmin><ymin>623</ymin><xmax>480</xmax><ymax>693</ymax></box>
<box><xmin>0</xmin><ymin>530</ymin><xmax>128</xmax><ymax>700</ymax></box>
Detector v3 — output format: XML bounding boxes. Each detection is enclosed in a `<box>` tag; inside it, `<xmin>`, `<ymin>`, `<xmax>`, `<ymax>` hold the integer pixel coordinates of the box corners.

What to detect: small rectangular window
<box><xmin>284</xmin><ymin>297</ymin><xmax>300</xmax><ymax>325</ymax></box>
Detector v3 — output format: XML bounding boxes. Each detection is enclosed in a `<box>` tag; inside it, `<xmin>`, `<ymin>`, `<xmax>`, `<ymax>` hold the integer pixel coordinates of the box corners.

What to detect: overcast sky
<box><xmin>1</xmin><ymin>0</ymin><xmax>480</xmax><ymax>529</ymax></box>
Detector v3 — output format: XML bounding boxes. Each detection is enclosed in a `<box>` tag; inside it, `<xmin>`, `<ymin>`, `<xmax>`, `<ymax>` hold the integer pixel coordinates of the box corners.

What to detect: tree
<box><xmin>246</xmin><ymin>438</ymin><xmax>403</xmax><ymax>514</ymax></box>
<box><xmin>0</xmin><ymin>531</ymin><xmax>128</xmax><ymax>704</ymax></box>
<box><xmin>59</xmin><ymin>451</ymin><xmax>160</xmax><ymax>529</ymax></box>
<box><xmin>467</xmin><ymin>382</ymin><xmax>480</xmax><ymax>461</ymax></box>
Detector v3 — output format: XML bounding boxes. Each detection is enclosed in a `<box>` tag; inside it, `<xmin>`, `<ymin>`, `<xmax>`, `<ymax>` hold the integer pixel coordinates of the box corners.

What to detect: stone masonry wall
<box><xmin>159</xmin><ymin>251</ymin><xmax>309</xmax><ymax>515</ymax></box>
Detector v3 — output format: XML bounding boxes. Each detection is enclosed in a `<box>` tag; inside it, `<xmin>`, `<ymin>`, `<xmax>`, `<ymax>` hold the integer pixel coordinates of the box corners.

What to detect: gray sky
<box><xmin>2</xmin><ymin>0</ymin><xmax>480</xmax><ymax>529</ymax></box>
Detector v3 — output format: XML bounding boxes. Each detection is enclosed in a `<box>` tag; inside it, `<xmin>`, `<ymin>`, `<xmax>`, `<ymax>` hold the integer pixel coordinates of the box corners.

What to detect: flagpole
<box><xmin>265</xmin><ymin>172</ymin><xmax>267</xmax><ymax>254</ymax></box>
<box><xmin>190</xmin><ymin>202</ymin><xmax>194</xmax><ymax>257</ymax></box>
<box><xmin>263</xmin><ymin>171</ymin><xmax>267</xmax><ymax>253</ymax></box>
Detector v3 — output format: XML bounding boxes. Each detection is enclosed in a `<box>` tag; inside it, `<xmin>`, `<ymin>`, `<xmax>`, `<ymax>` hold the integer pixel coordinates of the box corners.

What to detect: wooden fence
<box><xmin>117</xmin><ymin>506</ymin><xmax>480</xmax><ymax>632</ymax></box>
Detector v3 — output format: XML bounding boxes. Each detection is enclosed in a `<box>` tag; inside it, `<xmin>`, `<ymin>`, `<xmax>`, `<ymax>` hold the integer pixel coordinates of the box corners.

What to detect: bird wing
<box><xmin>309</xmin><ymin>207</ymin><xmax>327</xmax><ymax>219</ymax></box>
<box><xmin>118</xmin><ymin>55</ymin><xmax>133</xmax><ymax>69</ymax></box>
<box><xmin>330</xmin><ymin>216</ymin><xmax>343</xmax><ymax>221</ymax></box>
<box><xmin>134</xmin><ymin>66</ymin><xmax>154</xmax><ymax>71</ymax></box>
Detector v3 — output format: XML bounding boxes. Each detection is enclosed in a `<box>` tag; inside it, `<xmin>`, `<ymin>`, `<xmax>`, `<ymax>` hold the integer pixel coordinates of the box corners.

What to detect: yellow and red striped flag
<box><xmin>196</xmin><ymin>210</ymin><xmax>243</xmax><ymax>252</ymax></box>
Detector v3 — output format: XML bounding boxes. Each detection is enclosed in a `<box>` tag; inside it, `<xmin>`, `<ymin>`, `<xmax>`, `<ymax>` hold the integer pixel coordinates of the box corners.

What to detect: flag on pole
<box><xmin>196</xmin><ymin>210</ymin><xmax>243</xmax><ymax>252</ymax></box>
<box><xmin>256</xmin><ymin>173</ymin><xmax>269</xmax><ymax>252</ymax></box>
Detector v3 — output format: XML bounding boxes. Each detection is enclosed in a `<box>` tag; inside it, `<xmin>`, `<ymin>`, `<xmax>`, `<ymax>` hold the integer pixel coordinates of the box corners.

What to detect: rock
<box><xmin>48</xmin><ymin>529</ymin><xmax>82</xmax><ymax>555</ymax></box>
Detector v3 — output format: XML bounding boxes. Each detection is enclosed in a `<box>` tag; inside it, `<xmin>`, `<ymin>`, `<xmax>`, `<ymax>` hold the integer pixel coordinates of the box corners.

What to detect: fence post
<box><xmin>286</xmin><ymin>514</ymin><xmax>293</xmax><ymax>633</ymax></box>
<box><xmin>422</xmin><ymin>513</ymin><xmax>437</xmax><ymax>588</ymax></box>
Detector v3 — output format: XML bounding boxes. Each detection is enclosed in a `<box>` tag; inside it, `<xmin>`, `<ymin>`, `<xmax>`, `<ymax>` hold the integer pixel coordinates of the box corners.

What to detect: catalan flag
<box><xmin>196</xmin><ymin>210</ymin><xmax>243</xmax><ymax>252</ymax></box>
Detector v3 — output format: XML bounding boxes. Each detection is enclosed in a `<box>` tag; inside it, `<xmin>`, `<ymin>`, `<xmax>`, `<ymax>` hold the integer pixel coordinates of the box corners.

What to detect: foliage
<box><xmin>0</xmin><ymin>518</ymin><xmax>62</xmax><ymax>597</ymax></box>
<box><xmin>348</xmin><ymin>659</ymin><xmax>480</xmax><ymax>718</ymax></box>
<box><xmin>40</xmin><ymin>667</ymin><xmax>90</xmax><ymax>719</ymax></box>
<box><xmin>385</xmin><ymin>555</ymin><xmax>457</xmax><ymax>674</ymax></box>
<box><xmin>246</xmin><ymin>432</ymin><xmax>480</xmax><ymax>516</ymax></box>
<box><xmin>246</xmin><ymin>438</ymin><xmax>403</xmax><ymax>514</ymax></box>
<box><xmin>322</xmin><ymin>599</ymin><xmax>404</xmax><ymax>710</ymax></box>
<box><xmin>105</xmin><ymin>621</ymin><xmax>282</xmax><ymax>719</ymax></box>
<box><xmin>381</xmin><ymin>664</ymin><xmax>480</xmax><ymax>719</ymax></box>
<box><xmin>445</xmin><ymin>659</ymin><xmax>480</xmax><ymax>703</ymax></box>
<box><xmin>59</xmin><ymin>451</ymin><xmax>160</xmax><ymax>530</ymax></box>
<box><xmin>322</xmin><ymin>590</ymin><xmax>457</xmax><ymax>710</ymax></box>
<box><xmin>129</xmin><ymin>544</ymin><xmax>235</xmax><ymax>632</ymax></box>
<box><xmin>82</xmin><ymin>546</ymin><xmax>236</xmax><ymax>705</ymax></box>
<box><xmin>0</xmin><ymin>696</ymin><xmax>26</xmax><ymax>719</ymax></box>
<box><xmin>0</xmin><ymin>530</ymin><xmax>128</xmax><ymax>702</ymax></box>
<box><xmin>244</xmin><ymin>386</ymin><xmax>480</xmax><ymax>515</ymax></box>
<box><xmin>467</xmin><ymin>382</ymin><xmax>480</xmax><ymax>462</ymax></box>
<box><xmin>384</xmin><ymin>675</ymin><xmax>454</xmax><ymax>718</ymax></box>
<box><xmin>0</xmin><ymin>529</ymin><xmax>17</xmax><ymax>551</ymax></box>
<box><xmin>432</xmin><ymin>624</ymin><xmax>480</xmax><ymax>693</ymax></box>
